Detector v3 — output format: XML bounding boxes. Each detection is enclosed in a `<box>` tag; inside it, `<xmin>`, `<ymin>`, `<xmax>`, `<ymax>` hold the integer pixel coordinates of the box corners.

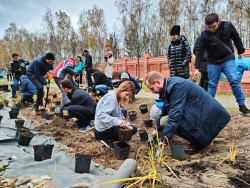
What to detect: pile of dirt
<box><xmin>20</xmin><ymin>97</ymin><xmax>250</xmax><ymax>187</ymax></box>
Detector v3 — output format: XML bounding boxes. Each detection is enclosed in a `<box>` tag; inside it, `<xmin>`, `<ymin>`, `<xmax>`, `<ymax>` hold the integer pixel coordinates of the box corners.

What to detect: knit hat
<box><xmin>170</xmin><ymin>25</ymin><xmax>180</xmax><ymax>36</ymax></box>
<box><xmin>44</xmin><ymin>52</ymin><xmax>55</xmax><ymax>60</ymax></box>
<box><xmin>120</xmin><ymin>72</ymin><xmax>129</xmax><ymax>79</ymax></box>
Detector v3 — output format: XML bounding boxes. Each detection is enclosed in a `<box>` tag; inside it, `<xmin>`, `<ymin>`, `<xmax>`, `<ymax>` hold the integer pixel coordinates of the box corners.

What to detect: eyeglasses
<box><xmin>207</xmin><ymin>22</ymin><xmax>219</xmax><ymax>30</ymax></box>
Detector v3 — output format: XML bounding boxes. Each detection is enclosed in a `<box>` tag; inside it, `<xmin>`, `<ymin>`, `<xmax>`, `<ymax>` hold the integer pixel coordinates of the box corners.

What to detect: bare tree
<box><xmin>78</xmin><ymin>5</ymin><xmax>107</xmax><ymax>64</ymax></box>
<box><xmin>115</xmin><ymin>0</ymin><xmax>153</xmax><ymax>77</ymax></box>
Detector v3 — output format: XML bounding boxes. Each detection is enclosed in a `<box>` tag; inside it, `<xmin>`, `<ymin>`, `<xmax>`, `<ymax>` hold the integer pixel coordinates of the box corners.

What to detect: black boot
<box><xmin>239</xmin><ymin>105</ymin><xmax>250</xmax><ymax>115</ymax></box>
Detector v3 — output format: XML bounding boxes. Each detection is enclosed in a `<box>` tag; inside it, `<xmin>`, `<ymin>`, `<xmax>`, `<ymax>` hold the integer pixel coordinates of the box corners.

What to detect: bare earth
<box><xmin>20</xmin><ymin>93</ymin><xmax>250</xmax><ymax>188</ymax></box>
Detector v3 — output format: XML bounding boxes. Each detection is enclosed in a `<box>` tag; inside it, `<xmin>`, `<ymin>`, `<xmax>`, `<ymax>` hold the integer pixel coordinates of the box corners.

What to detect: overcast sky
<box><xmin>0</xmin><ymin>0</ymin><xmax>119</xmax><ymax>38</ymax></box>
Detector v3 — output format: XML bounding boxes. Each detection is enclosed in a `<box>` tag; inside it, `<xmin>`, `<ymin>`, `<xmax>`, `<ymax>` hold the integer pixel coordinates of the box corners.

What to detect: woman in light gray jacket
<box><xmin>95</xmin><ymin>81</ymin><xmax>137</xmax><ymax>140</ymax></box>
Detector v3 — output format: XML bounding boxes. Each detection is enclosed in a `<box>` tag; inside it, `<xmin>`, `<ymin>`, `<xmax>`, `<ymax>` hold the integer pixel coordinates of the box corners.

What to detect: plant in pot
<box><xmin>33</xmin><ymin>138</ymin><xmax>54</xmax><ymax>161</ymax></box>
<box><xmin>9</xmin><ymin>110</ymin><xmax>18</xmax><ymax>119</ymax></box>
<box><xmin>139</xmin><ymin>104</ymin><xmax>148</xmax><ymax>114</ymax></box>
<box><xmin>52</xmin><ymin>93</ymin><xmax>57</xmax><ymax>98</ymax></box>
<box><xmin>15</xmin><ymin>118</ymin><xmax>25</xmax><ymax>128</ymax></box>
<box><xmin>139</xmin><ymin>129</ymin><xmax>149</xmax><ymax>142</ymax></box>
<box><xmin>128</xmin><ymin>111</ymin><xmax>137</xmax><ymax>121</ymax></box>
<box><xmin>118</xmin><ymin>127</ymin><xmax>133</xmax><ymax>141</ymax></box>
<box><xmin>143</xmin><ymin>117</ymin><xmax>153</xmax><ymax>127</ymax></box>
<box><xmin>17</xmin><ymin>129</ymin><xmax>34</xmax><ymax>146</ymax></box>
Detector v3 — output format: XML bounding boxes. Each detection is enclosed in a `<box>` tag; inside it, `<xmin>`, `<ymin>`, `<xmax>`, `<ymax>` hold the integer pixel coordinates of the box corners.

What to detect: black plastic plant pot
<box><xmin>40</xmin><ymin>109</ymin><xmax>46</xmax><ymax>119</ymax></box>
<box><xmin>11</xmin><ymin>107</ymin><xmax>19</xmax><ymax>115</ymax></box>
<box><xmin>113</xmin><ymin>141</ymin><xmax>131</xmax><ymax>160</ymax></box>
<box><xmin>139</xmin><ymin>130</ymin><xmax>148</xmax><ymax>142</ymax></box>
<box><xmin>118</xmin><ymin>128</ymin><xmax>133</xmax><ymax>142</ymax></box>
<box><xmin>0</xmin><ymin>115</ymin><xmax>3</xmax><ymax>123</ymax></box>
<box><xmin>170</xmin><ymin>144</ymin><xmax>185</xmax><ymax>160</ymax></box>
<box><xmin>52</xmin><ymin>93</ymin><xmax>57</xmax><ymax>98</ymax></box>
<box><xmin>17</xmin><ymin>130</ymin><xmax>34</xmax><ymax>146</ymax></box>
<box><xmin>75</xmin><ymin>154</ymin><xmax>92</xmax><ymax>173</ymax></box>
<box><xmin>33</xmin><ymin>144</ymin><xmax>54</xmax><ymax>161</ymax></box>
<box><xmin>15</xmin><ymin>119</ymin><xmax>25</xmax><ymax>128</ymax></box>
<box><xmin>139</xmin><ymin>104</ymin><xmax>148</xmax><ymax>114</ymax></box>
<box><xmin>0</xmin><ymin>103</ymin><xmax>4</xmax><ymax>110</ymax></box>
<box><xmin>143</xmin><ymin>119</ymin><xmax>153</xmax><ymax>127</ymax></box>
<box><xmin>54</xmin><ymin>101</ymin><xmax>61</xmax><ymax>106</ymax></box>
<box><xmin>0</xmin><ymin>84</ymin><xmax>9</xmax><ymax>92</ymax></box>
<box><xmin>128</xmin><ymin>111</ymin><xmax>137</xmax><ymax>121</ymax></box>
<box><xmin>16</xmin><ymin>127</ymin><xmax>30</xmax><ymax>138</ymax></box>
<box><xmin>45</xmin><ymin>113</ymin><xmax>54</xmax><ymax>120</ymax></box>
<box><xmin>9</xmin><ymin>110</ymin><xmax>18</xmax><ymax>119</ymax></box>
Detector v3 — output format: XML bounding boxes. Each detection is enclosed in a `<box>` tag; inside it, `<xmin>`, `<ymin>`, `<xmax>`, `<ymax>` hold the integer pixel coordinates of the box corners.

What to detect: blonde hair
<box><xmin>116</xmin><ymin>81</ymin><xmax>135</xmax><ymax>107</ymax></box>
<box><xmin>145</xmin><ymin>71</ymin><xmax>164</xmax><ymax>85</ymax></box>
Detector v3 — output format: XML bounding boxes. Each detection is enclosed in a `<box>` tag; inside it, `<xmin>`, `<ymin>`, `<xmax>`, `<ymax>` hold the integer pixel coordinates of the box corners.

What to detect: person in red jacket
<box><xmin>53</xmin><ymin>57</ymin><xmax>79</xmax><ymax>105</ymax></box>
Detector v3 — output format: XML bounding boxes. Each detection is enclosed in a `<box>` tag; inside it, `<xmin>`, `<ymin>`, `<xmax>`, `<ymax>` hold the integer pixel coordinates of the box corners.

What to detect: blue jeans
<box><xmin>12</xmin><ymin>77</ymin><xmax>20</xmax><ymax>97</ymax></box>
<box><xmin>207</xmin><ymin>59</ymin><xmax>245</xmax><ymax>105</ymax></box>
<box><xmin>27</xmin><ymin>75</ymin><xmax>44</xmax><ymax>110</ymax></box>
<box><xmin>95</xmin><ymin>84</ymin><xmax>111</xmax><ymax>94</ymax></box>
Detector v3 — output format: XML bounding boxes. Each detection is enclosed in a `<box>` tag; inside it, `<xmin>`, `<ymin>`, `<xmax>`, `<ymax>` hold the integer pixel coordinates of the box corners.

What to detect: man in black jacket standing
<box><xmin>10</xmin><ymin>53</ymin><xmax>29</xmax><ymax>98</ymax></box>
<box><xmin>82</xmin><ymin>50</ymin><xmax>93</xmax><ymax>88</ymax></box>
<box><xmin>193</xmin><ymin>36</ymin><xmax>208</xmax><ymax>91</ymax></box>
<box><xmin>195</xmin><ymin>13</ymin><xmax>250</xmax><ymax>115</ymax></box>
<box><xmin>60</xmin><ymin>79</ymin><xmax>96</xmax><ymax>133</ymax></box>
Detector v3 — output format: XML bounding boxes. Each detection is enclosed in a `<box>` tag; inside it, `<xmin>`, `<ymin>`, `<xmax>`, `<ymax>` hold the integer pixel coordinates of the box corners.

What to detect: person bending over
<box><xmin>60</xmin><ymin>79</ymin><xmax>96</xmax><ymax>133</ymax></box>
<box><xmin>95</xmin><ymin>81</ymin><xmax>138</xmax><ymax>141</ymax></box>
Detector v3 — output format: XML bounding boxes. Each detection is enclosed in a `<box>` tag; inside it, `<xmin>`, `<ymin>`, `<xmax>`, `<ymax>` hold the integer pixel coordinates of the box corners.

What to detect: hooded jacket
<box><xmin>27</xmin><ymin>55</ymin><xmax>53</xmax><ymax>85</ymax></box>
<box><xmin>158</xmin><ymin>77</ymin><xmax>231</xmax><ymax>149</ymax></box>
<box><xmin>167</xmin><ymin>36</ymin><xmax>191</xmax><ymax>79</ymax></box>
<box><xmin>53</xmin><ymin>57</ymin><xmax>77</xmax><ymax>79</ymax></box>
<box><xmin>195</xmin><ymin>21</ymin><xmax>245</xmax><ymax>65</ymax></box>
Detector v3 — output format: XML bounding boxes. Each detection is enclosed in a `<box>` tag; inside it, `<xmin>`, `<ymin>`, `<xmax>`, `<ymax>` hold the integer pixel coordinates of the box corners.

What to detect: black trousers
<box><xmin>86</xmin><ymin>71</ymin><xmax>93</xmax><ymax>87</ymax></box>
<box><xmin>68</xmin><ymin>105</ymin><xmax>94</xmax><ymax>125</ymax></box>
<box><xmin>7</xmin><ymin>74</ymin><xmax>12</xmax><ymax>81</ymax></box>
<box><xmin>199</xmin><ymin>72</ymin><xmax>208</xmax><ymax>91</ymax></box>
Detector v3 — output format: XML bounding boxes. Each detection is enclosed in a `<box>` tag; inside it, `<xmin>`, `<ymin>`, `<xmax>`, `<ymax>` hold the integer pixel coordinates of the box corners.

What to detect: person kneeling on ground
<box><xmin>89</xmin><ymin>68</ymin><xmax>112</xmax><ymax>95</ymax></box>
<box><xmin>94</xmin><ymin>81</ymin><xmax>138</xmax><ymax>142</ymax></box>
<box><xmin>20</xmin><ymin>75</ymin><xmax>37</xmax><ymax>103</ymax></box>
<box><xmin>60</xmin><ymin>79</ymin><xmax>96</xmax><ymax>133</ymax></box>
<box><xmin>145</xmin><ymin>71</ymin><xmax>231</xmax><ymax>152</ymax></box>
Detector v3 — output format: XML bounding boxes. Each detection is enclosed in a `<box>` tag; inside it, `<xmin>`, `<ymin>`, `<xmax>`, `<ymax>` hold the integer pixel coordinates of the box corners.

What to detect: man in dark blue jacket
<box><xmin>60</xmin><ymin>79</ymin><xmax>96</xmax><ymax>133</ymax></box>
<box><xmin>145</xmin><ymin>71</ymin><xmax>231</xmax><ymax>151</ymax></box>
<box><xmin>82</xmin><ymin>50</ymin><xmax>93</xmax><ymax>88</ymax></box>
<box><xmin>20</xmin><ymin>75</ymin><xmax>37</xmax><ymax>102</ymax></box>
<box><xmin>27</xmin><ymin>52</ymin><xmax>54</xmax><ymax>115</ymax></box>
<box><xmin>195</xmin><ymin>13</ymin><xmax>250</xmax><ymax>115</ymax></box>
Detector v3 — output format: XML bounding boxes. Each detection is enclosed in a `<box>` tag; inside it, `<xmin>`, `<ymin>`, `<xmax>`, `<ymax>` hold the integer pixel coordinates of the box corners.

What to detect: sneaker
<box><xmin>101</xmin><ymin>140</ymin><xmax>114</xmax><ymax>149</ymax></box>
<box><xmin>239</xmin><ymin>105</ymin><xmax>250</xmax><ymax>115</ymax></box>
<box><xmin>79</xmin><ymin>124</ymin><xmax>94</xmax><ymax>133</ymax></box>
